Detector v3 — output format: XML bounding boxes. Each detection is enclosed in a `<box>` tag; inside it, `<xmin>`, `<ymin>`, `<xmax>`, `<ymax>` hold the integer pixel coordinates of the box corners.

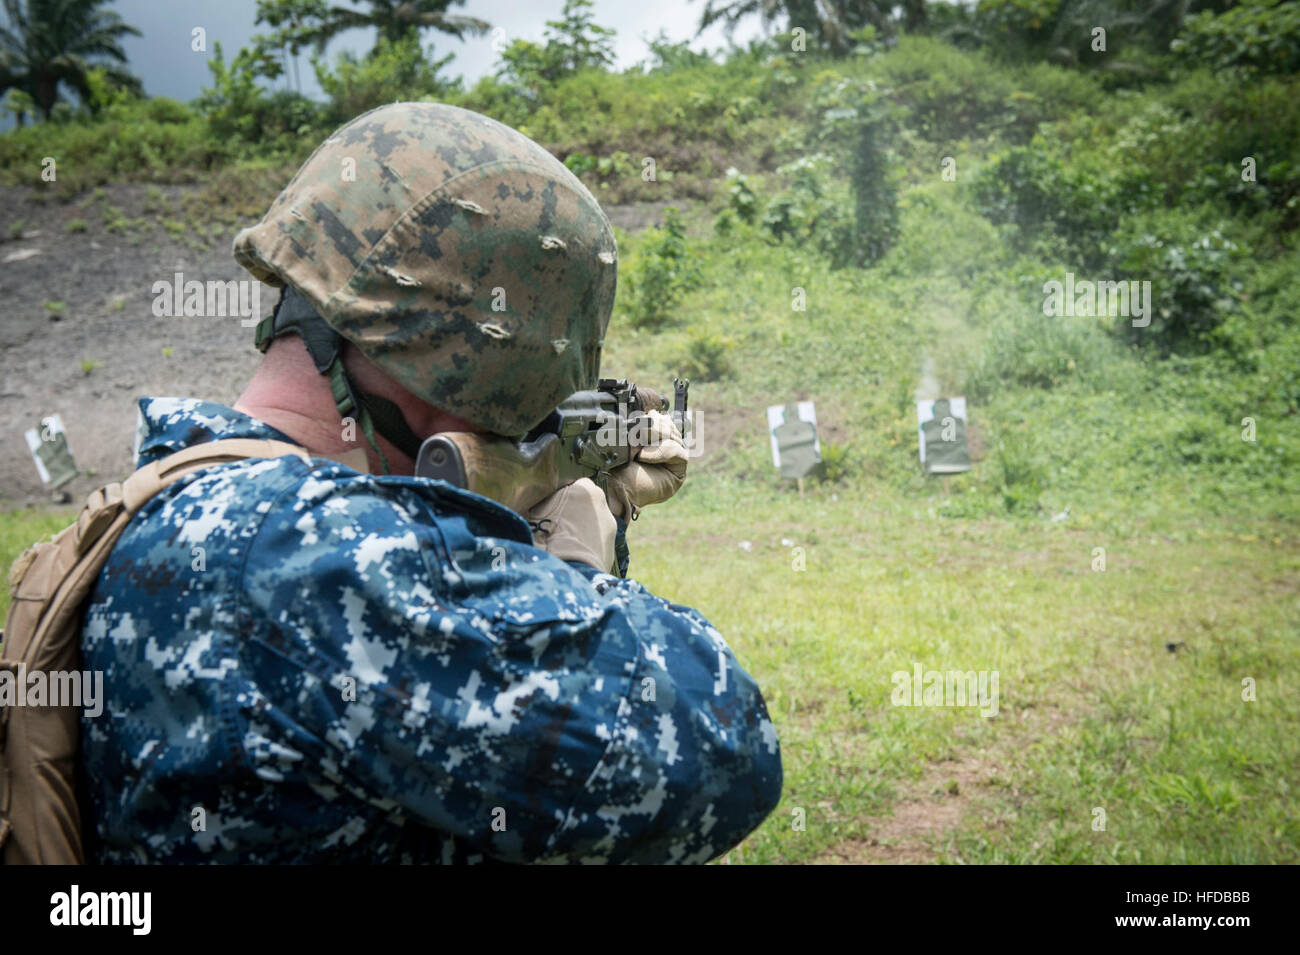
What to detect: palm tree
<box><xmin>696</xmin><ymin>0</ymin><xmax>896</xmax><ymax>55</ymax></box>
<box><xmin>0</xmin><ymin>0</ymin><xmax>141</xmax><ymax>123</ymax></box>
<box><xmin>940</xmin><ymin>0</ymin><xmax>1203</xmax><ymax>69</ymax></box>
<box><xmin>256</xmin><ymin>0</ymin><xmax>490</xmax><ymax>57</ymax></box>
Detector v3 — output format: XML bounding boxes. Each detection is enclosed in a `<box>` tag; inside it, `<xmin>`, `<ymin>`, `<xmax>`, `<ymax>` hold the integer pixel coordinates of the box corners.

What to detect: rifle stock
<box><xmin>416</xmin><ymin>432</ymin><xmax>565</xmax><ymax>515</ymax></box>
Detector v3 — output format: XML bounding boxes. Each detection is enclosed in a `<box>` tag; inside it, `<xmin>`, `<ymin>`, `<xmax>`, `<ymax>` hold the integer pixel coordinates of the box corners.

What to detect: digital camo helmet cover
<box><xmin>233</xmin><ymin>102</ymin><xmax>617</xmax><ymax>437</ymax></box>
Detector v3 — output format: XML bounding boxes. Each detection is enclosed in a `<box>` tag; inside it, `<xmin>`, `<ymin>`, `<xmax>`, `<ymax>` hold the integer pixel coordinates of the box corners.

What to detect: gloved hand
<box><xmin>604</xmin><ymin>409</ymin><xmax>689</xmax><ymax>522</ymax></box>
<box><xmin>526</xmin><ymin>477</ymin><xmax>617</xmax><ymax>573</ymax></box>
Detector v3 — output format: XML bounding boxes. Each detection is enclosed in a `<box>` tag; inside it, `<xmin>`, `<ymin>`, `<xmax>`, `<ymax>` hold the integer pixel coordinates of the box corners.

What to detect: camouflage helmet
<box><xmin>233</xmin><ymin>102</ymin><xmax>617</xmax><ymax>441</ymax></box>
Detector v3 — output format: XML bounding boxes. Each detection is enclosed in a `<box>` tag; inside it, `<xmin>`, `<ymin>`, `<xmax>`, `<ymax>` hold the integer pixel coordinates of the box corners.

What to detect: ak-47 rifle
<box><xmin>415</xmin><ymin>377</ymin><xmax>690</xmax><ymax>514</ymax></box>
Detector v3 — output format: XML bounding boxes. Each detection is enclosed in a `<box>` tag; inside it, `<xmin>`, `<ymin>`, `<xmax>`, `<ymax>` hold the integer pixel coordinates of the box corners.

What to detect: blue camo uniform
<box><xmin>79</xmin><ymin>397</ymin><xmax>783</xmax><ymax>863</ymax></box>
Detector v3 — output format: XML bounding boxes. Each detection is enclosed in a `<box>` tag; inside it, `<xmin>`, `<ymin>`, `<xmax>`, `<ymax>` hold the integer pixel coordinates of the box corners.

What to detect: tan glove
<box><xmin>604</xmin><ymin>409</ymin><xmax>689</xmax><ymax>522</ymax></box>
<box><xmin>526</xmin><ymin>477</ymin><xmax>617</xmax><ymax>572</ymax></box>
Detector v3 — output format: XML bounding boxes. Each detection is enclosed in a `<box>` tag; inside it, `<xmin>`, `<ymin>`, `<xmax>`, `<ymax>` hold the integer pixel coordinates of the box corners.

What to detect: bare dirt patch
<box><xmin>813</xmin><ymin>753</ymin><xmax>1000</xmax><ymax>864</ymax></box>
<box><xmin>808</xmin><ymin>703</ymin><xmax>1078</xmax><ymax>865</ymax></box>
<box><xmin>1</xmin><ymin>184</ymin><xmax>265</xmax><ymax>507</ymax></box>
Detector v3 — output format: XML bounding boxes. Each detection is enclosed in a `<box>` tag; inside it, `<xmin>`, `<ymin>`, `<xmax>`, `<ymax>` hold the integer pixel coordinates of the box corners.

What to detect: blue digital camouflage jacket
<box><xmin>78</xmin><ymin>397</ymin><xmax>782</xmax><ymax>864</ymax></box>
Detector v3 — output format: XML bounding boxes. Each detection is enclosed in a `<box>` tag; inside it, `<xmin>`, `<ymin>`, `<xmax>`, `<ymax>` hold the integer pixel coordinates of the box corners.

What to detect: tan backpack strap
<box><xmin>122</xmin><ymin>438</ymin><xmax>311</xmax><ymax>513</ymax></box>
<box><xmin>0</xmin><ymin>436</ymin><xmax>309</xmax><ymax>864</ymax></box>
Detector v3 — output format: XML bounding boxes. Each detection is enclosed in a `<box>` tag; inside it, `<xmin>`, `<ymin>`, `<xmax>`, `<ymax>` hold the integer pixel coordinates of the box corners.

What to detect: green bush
<box><xmin>641</xmin><ymin>30</ymin><xmax>714</xmax><ymax>74</ymax></box>
<box><xmin>941</xmin><ymin>0</ymin><xmax>1181</xmax><ymax>77</ymax></box>
<box><xmin>973</xmin><ymin>144</ymin><xmax>1134</xmax><ymax>268</ymax></box>
<box><xmin>141</xmin><ymin>97</ymin><xmax>195</xmax><ymax>125</ymax></box>
<box><xmin>196</xmin><ymin>43</ymin><xmax>324</xmax><ymax>156</ymax></box>
<box><xmin>623</xmin><ymin>208</ymin><xmax>702</xmax><ymax>329</ymax></box>
<box><xmin>813</xmin><ymin>78</ymin><xmax>900</xmax><ymax>266</ymax></box>
<box><xmin>495</xmin><ymin>0</ymin><xmax>615</xmax><ymax>99</ymax></box>
<box><xmin>0</xmin><ymin>103</ymin><xmax>220</xmax><ymax>193</ymax></box>
<box><xmin>993</xmin><ymin>425</ymin><xmax>1045</xmax><ymax>514</ymax></box>
<box><xmin>968</xmin><ymin>309</ymin><xmax>1119</xmax><ymax>401</ymax></box>
<box><xmin>726</xmin><ymin>168</ymin><xmax>760</xmax><ymax>224</ymax></box>
<box><xmin>1172</xmin><ymin>0</ymin><xmax>1300</xmax><ymax>77</ymax></box>
<box><xmin>1161</xmin><ymin>72</ymin><xmax>1300</xmax><ymax>226</ymax></box>
<box><xmin>677</xmin><ymin>329</ymin><xmax>734</xmax><ymax>382</ymax></box>
<box><xmin>758</xmin><ymin>154</ymin><xmax>856</xmax><ymax>266</ymax></box>
<box><xmin>875</xmin><ymin>35</ymin><xmax>1023</xmax><ymax>141</ymax></box>
<box><xmin>815</xmin><ymin>440</ymin><xmax>855</xmax><ymax>484</ymax></box>
<box><xmin>457</xmin><ymin>41</ymin><xmax>781</xmax><ymax>197</ymax></box>
<box><xmin>1111</xmin><ymin>213</ymin><xmax>1244</xmax><ymax>354</ymax></box>
<box><xmin>196</xmin><ymin>42</ymin><xmax>275</xmax><ymax>144</ymax></box>
<box><xmin>869</xmin><ymin>35</ymin><xmax>1100</xmax><ymax>145</ymax></box>
<box><xmin>1055</xmin><ymin>72</ymin><xmax>1300</xmax><ymax>226</ymax></box>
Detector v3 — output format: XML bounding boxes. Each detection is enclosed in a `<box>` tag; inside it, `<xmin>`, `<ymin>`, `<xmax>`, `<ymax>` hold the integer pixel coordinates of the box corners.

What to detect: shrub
<box><xmin>993</xmin><ymin>425</ymin><xmax>1045</xmax><ymax>514</ymax></box>
<box><xmin>876</xmin><ymin>35</ymin><xmax>1021</xmax><ymax>141</ymax></box>
<box><xmin>815</xmin><ymin>440</ymin><xmax>855</xmax><ymax>484</ymax></box>
<box><xmin>196</xmin><ymin>42</ymin><xmax>280</xmax><ymax>145</ymax></box>
<box><xmin>677</xmin><ymin>329</ymin><xmax>734</xmax><ymax>382</ymax></box>
<box><xmin>1162</xmin><ymin>72</ymin><xmax>1300</xmax><ymax>227</ymax></box>
<box><xmin>641</xmin><ymin>30</ymin><xmax>714</xmax><ymax>74</ymax></box>
<box><xmin>623</xmin><ymin>208</ymin><xmax>702</xmax><ymax>329</ymax></box>
<box><xmin>814</xmin><ymin>78</ymin><xmax>901</xmax><ymax>266</ymax></box>
<box><xmin>495</xmin><ymin>0</ymin><xmax>615</xmax><ymax>97</ymax></box>
<box><xmin>973</xmin><ymin>144</ymin><xmax>1133</xmax><ymax>268</ymax></box>
<box><xmin>759</xmin><ymin>154</ymin><xmax>855</xmax><ymax>264</ymax></box>
<box><xmin>726</xmin><ymin>168</ymin><xmax>760</xmax><ymax>224</ymax></box>
<box><xmin>140</xmin><ymin>97</ymin><xmax>194</xmax><ymax>125</ymax></box>
<box><xmin>1111</xmin><ymin>214</ymin><xmax>1244</xmax><ymax>354</ymax></box>
<box><xmin>1172</xmin><ymin>0</ymin><xmax>1300</xmax><ymax>77</ymax></box>
<box><xmin>0</xmin><ymin>101</ymin><xmax>219</xmax><ymax>194</ymax></box>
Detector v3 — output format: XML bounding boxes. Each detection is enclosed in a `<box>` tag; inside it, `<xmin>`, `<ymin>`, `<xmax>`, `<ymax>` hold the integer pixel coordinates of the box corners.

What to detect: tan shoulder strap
<box><xmin>60</xmin><ymin>439</ymin><xmax>311</xmax><ymax>559</ymax></box>
<box><xmin>121</xmin><ymin>438</ymin><xmax>311</xmax><ymax>511</ymax></box>
<box><xmin>0</xmin><ymin>437</ymin><xmax>308</xmax><ymax>864</ymax></box>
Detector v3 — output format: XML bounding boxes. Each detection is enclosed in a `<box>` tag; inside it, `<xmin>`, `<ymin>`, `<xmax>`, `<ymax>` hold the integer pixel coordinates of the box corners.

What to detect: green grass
<box><xmin>1</xmin><ymin>509</ymin><xmax>77</xmax><ymax>619</ymax></box>
<box><xmin>627</xmin><ymin>484</ymin><xmax>1300</xmax><ymax>864</ymax></box>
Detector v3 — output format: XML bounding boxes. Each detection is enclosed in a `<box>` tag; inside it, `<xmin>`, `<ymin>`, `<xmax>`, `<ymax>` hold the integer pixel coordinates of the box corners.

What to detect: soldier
<box><xmin>78</xmin><ymin>102</ymin><xmax>782</xmax><ymax>864</ymax></box>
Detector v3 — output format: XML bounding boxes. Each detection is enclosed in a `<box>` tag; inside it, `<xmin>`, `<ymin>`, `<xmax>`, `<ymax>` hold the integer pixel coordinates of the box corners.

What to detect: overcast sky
<box><xmin>99</xmin><ymin>0</ymin><xmax>766</xmax><ymax>103</ymax></box>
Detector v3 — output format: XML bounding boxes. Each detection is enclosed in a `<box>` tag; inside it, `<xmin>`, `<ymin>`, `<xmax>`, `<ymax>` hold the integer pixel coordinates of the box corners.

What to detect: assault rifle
<box><xmin>415</xmin><ymin>377</ymin><xmax>689</xmax><ymax>514</ymax></box>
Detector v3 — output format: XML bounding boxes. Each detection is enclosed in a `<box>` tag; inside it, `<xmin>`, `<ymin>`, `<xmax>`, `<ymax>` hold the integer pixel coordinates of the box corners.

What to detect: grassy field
<box><xmin>631</xmin><ymin>480</ymin><xmax>1300</xmax><ymax>863</ymax></box>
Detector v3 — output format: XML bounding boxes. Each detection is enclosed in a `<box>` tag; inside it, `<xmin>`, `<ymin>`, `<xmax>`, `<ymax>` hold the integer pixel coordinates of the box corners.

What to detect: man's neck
<box><xmin>234</xmin><ymin>402</ymin><xmax>349</xmax><ymax>456</ymax></box>
<box><xmin>231</xmin><ymin>399</ymin><xmax>392</xmax><ymax>471</ymax></box>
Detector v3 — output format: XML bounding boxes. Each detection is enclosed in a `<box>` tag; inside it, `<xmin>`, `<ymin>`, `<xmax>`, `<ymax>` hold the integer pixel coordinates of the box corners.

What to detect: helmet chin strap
<box><xmin>254</xmin><ymin>287</ymin><xmax>424</xmax><ymax>475</ymax></box>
